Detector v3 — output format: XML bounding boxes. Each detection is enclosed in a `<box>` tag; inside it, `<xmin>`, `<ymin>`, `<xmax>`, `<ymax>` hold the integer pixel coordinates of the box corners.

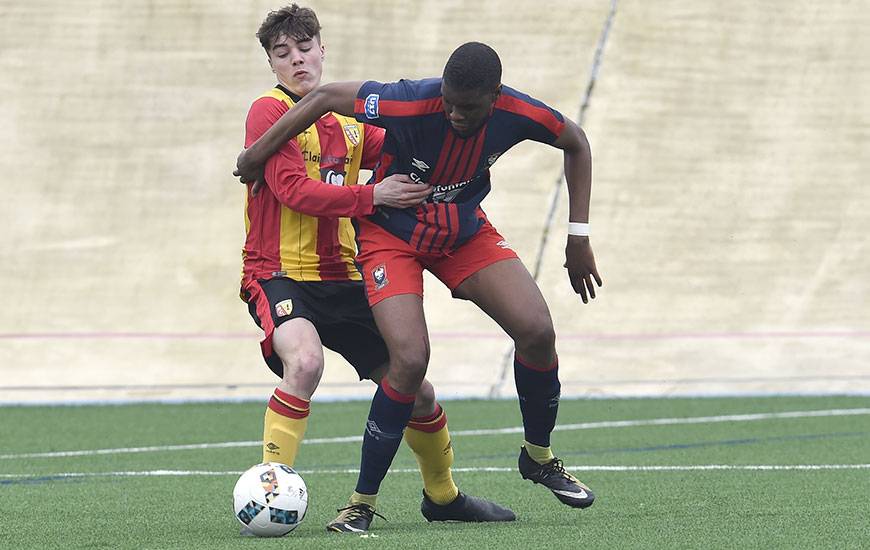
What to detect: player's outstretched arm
<box><xmin>553</xmin><ymin>118</ymin><xmax>602</xmax><ymax>303</ymax></box>
<box><xmin>235</xmin><ymin>81</ymin><xmax>364</xmax><ymax>183</ymax></box>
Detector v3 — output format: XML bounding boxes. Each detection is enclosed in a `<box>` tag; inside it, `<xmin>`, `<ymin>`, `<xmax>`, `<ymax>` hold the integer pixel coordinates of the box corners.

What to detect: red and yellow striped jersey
<box><xmin>242</xmin><ymin>85</ymin><xmax>384</xmax><ymax>285</ymax></box>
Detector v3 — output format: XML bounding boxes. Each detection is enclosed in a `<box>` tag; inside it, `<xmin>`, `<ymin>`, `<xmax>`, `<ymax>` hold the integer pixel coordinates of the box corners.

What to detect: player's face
<box><xmin>267</xmin><ymin>35</ymin><xmax>324</xmax><ymax>97</ymax></box>
<box><xmin>441</xmin><ymin>82</ymin><xmax>499</xmax><ymax>137</ymax></box>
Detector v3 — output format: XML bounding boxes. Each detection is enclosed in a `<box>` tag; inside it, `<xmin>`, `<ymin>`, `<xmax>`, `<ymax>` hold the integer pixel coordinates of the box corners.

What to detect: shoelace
<box><xmin>539</xmin><ymin>458</ymin><xmax>570</xmax><ymax>480</ymax></box>
<box><xmin>336</xmin><ymin>504</ymin><xmax>387</xmax><ymax>523</ymax></box>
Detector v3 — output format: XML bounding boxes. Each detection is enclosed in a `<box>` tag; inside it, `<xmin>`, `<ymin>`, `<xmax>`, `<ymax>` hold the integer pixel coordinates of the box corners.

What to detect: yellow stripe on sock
<box><xmin>350</xmin><ymin>491</ymin><xmax>378</xmax><ymax>508</ymax></box>
<box><xmin>523</xmin><ymin>441</ymin><xmax>555</xmax><ymax>464</ymax></box>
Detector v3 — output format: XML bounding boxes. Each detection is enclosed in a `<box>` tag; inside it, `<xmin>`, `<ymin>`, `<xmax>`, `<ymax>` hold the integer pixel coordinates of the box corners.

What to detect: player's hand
<box><xmin>564</xmin><ymin>235</ymin><xmax>602</xmax><ymax>303</ymax></box>
<box><xmin>233</xmin><ymin>148</ymin><xmax>268</xmax><ymax>196</ymax></box>
<box><xmin>373</xmin><ymin>174</ymin><xmax>432</xmax><ymax>208</ymax></box>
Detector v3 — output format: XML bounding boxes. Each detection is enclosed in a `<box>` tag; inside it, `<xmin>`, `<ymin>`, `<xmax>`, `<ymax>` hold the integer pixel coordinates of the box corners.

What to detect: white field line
<box><xmin>2</xmin><ymin>464</ymin><xmax>870</xmax><ymax>481</ymax></box>
<box><xmin>2</xmin><ymin>407</ymin><xmax>869</xmax><ymax>461</ymax></box>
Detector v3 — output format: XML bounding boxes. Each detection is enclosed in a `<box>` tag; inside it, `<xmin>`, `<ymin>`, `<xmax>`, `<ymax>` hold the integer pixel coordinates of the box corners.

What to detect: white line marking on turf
<box><xmin>3</xmin><ymin>464</ymin><xmax>869</xmax><ymax>481</ymax></box>
<box><xmin>2</xmin><ymin>407</ymin><xmax>869</xmax><ymax>461</ymax></box>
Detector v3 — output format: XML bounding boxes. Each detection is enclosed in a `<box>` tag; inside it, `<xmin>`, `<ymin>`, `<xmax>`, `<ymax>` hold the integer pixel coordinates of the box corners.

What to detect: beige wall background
<box><xmin>1</xmin><ymin>0</ymin><xmax>868</xmax><ymax>404</ymax></box>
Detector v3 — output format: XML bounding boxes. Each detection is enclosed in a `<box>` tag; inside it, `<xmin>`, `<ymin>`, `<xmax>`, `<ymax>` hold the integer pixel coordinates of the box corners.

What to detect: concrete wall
<box><xmin>1</xmin><ymin>1</ymin><xmax>867</xmax><ymax>403</ymax></box>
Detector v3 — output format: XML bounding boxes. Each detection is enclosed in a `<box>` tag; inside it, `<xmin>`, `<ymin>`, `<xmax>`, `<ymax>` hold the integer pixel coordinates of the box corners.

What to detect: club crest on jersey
<box><xmin>486</xmin><ymin>152</ymin><xmax>503</xmax><ymax>166</ymax></box>
<box><xmin>275</xmin><ymin>299</ymin><xmax>293</xmax><ymax>317</ymax></box>
<box><xmin>372</xmin><ymin>264</ymin><xmax>389</xmax><ymax>290</ymax></box>
<box><xmin>364</xmin><ymin>93</ymin><xmax>379</xmax><ymax>119</ymax></box>
<box><xmin>343</xmin><ymin>124</ymin><xmax>360</xmax><ymax>146</ymax></box>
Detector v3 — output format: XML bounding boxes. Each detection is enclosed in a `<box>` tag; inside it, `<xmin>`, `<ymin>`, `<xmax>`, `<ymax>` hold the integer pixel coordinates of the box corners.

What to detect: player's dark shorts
<box><xmin>241</xmin><ymin>278</ymin><xmax>389</xmax><ymax>380</ymax></box>
<box><xmin>354</xmin><ymin>217</ymin><xmax>519</xmax><ymax>306</ymax></box>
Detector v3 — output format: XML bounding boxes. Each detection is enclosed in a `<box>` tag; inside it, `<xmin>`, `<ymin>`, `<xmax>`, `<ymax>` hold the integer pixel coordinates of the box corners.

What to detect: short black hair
<box><xmin>257</xmin><ymin>4</ymin><xmax>322</xmax><ymax>52</ymax></box>
<box><xmin>442</xmin><ymin>42</ymin><xmax>502</xmax><ymax>92</ymax></box>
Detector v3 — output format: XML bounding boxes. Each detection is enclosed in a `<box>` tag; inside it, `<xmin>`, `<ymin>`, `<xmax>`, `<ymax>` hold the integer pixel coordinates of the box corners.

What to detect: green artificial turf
<box><xmin>1</xmin><ymin>396</ymin><xmax>868</xmax><ymax>549</ymax></box>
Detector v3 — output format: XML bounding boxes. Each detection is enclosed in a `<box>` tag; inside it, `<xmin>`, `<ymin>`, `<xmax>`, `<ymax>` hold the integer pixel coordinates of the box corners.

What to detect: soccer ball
<box><xmin>232</xmin><ymin>462</ymin><xmax>308</xmax><ymax>536</ymax></box>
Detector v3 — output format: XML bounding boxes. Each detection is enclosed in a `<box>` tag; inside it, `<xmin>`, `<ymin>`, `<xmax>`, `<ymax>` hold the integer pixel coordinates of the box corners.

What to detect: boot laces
<box><xmin>540</xmin><ymin>457</ymin><xmax>569</xmax><ymax>480</ymax></box>
<box><xmin>336</xmin><ymin>503</ymin><xmax>386</xmax><ymax>523</ymax></box>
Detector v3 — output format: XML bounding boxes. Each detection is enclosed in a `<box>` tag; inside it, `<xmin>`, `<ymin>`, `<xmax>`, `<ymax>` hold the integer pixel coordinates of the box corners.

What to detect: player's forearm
<box><xmin>267</xmin><ymin>157</ymin><xmax>375</xmax><ymax>218</ymax></box>
<box><xmin>240</xmin><ymin>82</ymin><xmax>360</xmax><ymax>171</ymax></box>
<box><xmin>562</xmin><ymin>125</ymin><xmax>592</xmax><ymax>223</ymax></box>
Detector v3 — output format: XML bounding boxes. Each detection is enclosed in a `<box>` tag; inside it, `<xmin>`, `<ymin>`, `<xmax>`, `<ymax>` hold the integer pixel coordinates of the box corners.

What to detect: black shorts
<box><xmin>242</xmin><ymin>278</ymin><xmax>389</xmax><ymax>380</ymax></box>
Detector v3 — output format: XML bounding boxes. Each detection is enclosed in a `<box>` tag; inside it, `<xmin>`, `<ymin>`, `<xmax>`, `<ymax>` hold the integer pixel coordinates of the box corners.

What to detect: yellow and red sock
<box><xmin>405</xmin><ymin>403</ymin><xmax>459</xmax><ymax>505</ymax></box>
<box><xmin>262</xmin><ymin>388</ymin><xmax>310</xmax><ymax>466</ymax></box>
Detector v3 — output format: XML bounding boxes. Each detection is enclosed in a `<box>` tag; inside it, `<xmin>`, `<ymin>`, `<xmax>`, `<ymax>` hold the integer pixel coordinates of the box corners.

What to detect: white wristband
<box><xmin>568</xmin><ymin>222</ymin><xmax>590</xmax><ymax>237</ymax></box>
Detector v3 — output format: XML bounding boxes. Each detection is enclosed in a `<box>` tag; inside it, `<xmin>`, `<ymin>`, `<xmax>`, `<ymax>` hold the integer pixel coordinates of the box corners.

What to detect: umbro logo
<box><xmin>411</xmin><ymin>158</ymin><xmax>430</xmax><ymax>172</ymax></box>
<box><xmin>442</xmin><ymin>439</ymin><xmax>453</xmax><ymax>455</ymax></box>
<box><xmin>366</xmin><ymin>420</ymin><xmax>404</xmax><ymax>440</ymax></box>
<box><xmin>265</xmin><ymin>442</ymin><xmax>280</xmax><ymax>452</ymax></box>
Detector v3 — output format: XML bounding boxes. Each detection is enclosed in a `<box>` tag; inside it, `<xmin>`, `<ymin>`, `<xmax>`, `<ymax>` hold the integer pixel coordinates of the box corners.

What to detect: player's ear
<box><xmin>493</xmin><ymin>84</ymin><xmax>502</xmax><ymax>100</ymax></box>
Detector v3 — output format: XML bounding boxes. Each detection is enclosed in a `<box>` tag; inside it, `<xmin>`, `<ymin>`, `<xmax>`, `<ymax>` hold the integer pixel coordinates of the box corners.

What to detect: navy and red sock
<box><xmin>354</xmin><ymin>379</ymin><xmax>416</xmax><ymax>496</ymax></box>
<box><xmin>513</xmin><ymin>354</ymin><xmax>561</xmax><ymax>447</ymax></box>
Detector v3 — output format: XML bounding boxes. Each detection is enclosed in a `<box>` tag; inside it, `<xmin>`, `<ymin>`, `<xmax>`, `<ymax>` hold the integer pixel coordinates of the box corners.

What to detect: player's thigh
<box><xmin>371</xmin><ymin>294</ymin><xmax>430</xmax><ymax>364</ymax></box>
<box><xmin>355</xmin><ymin>218</ymin><xmax>427</xmax><ymax>307</ymax></box>
<box><xmin>318</xmin><ymin>322</ymin><xmax>389</xmax><ymax>382</ymax></box>
<box><xmin>304</xmin><ymin>281</ymin><xmax>386</xmax><ymax>380</ymax></box>
<box><xmin>371</xmin><ymin>294</ymin><xmax>430</xmax><ymax>392</ymax></box>
<box><xmin>243</xmin><ymin>277</ymin><xmax>328</xmax><ymax>378</ymax></box>
<box><xmin>429</xmin><ymin>222</ymin><xmax>553</xmax><ymax>342</ymax></box>
<box><xmin>452</xmin><ymin>258</ymin><xmax>554</xmax><ymax>345</ymax></box>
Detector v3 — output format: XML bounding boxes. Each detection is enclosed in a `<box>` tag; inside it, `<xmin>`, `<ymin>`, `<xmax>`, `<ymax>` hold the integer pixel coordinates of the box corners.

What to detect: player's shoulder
<box><xmin>365</xmin><ymin>77</ymin><xmax>443</xmax><ymax>100</ymax></box>
<box><xmin>495</xmin><ymin>84</ymin><xmax>551</xmax><ymax>112</ymax></box>
<box><xmin>250</xmin><ymin>85</ymin><xmax>299</xmax><ymax>114</ymax></box>
<box><xmin>495</xmin><ymin>85</ymin><xmax>564</xmax><ymax>124</ymax></box>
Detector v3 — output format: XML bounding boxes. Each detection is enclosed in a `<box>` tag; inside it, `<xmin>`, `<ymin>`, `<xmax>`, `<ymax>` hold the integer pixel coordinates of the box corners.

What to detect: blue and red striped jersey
<box><xmin>353</xmin><ymin>78</ymin><xmax>566</xmax><ymax>253</ymax></box>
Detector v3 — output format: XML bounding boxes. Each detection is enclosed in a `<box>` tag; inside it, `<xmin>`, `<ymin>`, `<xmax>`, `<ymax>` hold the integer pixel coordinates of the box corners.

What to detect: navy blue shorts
<box><xmin>243</xmin><ymin>278</ymin><xmax>389</xmax><ymax>380</ymax></box>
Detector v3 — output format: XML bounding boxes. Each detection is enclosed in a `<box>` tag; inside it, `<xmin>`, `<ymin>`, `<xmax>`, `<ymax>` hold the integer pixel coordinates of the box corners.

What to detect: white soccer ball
<box><xmin>232</xmin><ymin>462</ymin><xmax>308</xmax><ymax>537</ymax></box>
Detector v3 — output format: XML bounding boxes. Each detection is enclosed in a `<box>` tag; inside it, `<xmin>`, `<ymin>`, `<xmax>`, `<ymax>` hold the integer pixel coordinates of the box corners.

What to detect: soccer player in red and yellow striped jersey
<box><xmin>239</xmin><ymin>5</ymin><xmax>514</xmax><ymax>533</ymax></box>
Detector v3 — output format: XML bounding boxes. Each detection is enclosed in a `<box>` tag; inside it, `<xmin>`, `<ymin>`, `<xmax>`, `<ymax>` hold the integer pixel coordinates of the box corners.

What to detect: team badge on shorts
<box><xmin>275</xmin><ymin>299</ymin><xmax>293</xmax><ymax>317</ymax></box>
<box><xmin>372</xmin><ymin>264</ymin><xmax>389</xmax><ymax>290</ymax></box>
<box><xmin>343</xmin><ymin>124</ymin><xmax>360</xmax><ymax>146</ymax></box>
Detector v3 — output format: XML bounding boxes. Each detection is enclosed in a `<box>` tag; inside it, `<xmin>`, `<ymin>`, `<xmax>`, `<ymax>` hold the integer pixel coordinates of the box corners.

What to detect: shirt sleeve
<box><xmin>495</xmin><ymin>87</ymin><xmax>566</xmax><ymax>145</ymax></box>
<box><xmin>353</xmin><ymin>80</ymin><xmax>390</xmax><ymax>129</ymax></box>
<box><xmin>245</xmin><ymin>96</ymin><xmax>375</xmax><ymax>218</ymax></box>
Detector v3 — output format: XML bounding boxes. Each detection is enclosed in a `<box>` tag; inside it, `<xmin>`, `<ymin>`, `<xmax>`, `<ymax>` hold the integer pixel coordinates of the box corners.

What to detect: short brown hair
<box><xmin>257</xmin><ymin>4</ymin><xmax>322</xmax><ymax>51</ymax></box>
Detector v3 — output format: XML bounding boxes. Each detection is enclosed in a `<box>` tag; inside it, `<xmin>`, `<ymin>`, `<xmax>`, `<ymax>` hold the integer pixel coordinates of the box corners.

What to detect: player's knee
<box><xmin>379</xmin><ymin>330</ymin><xmax>429</xmax><ymax>394</ymax></box>
<box><xmin>391</xmin><ymin>340</ymin><xmax>429</xmax><ymax>370</ymax></box>
<box><xmin>280</xmin><ymin>351</ymin><xmax>323</xmax><ymax>394</ymax></box>
<box><xmin>388</xmin><ymin>345</ymin><xmax>428</xmax><ymax>393</ymax></box>
<box><xmin>515</xmin><ymin>318</ymin><xmax>556</xmax><ymax>355</ymax></box>
<box><xmin>412</xmin><ymin>379</ymin><xmax>437</xmax><ymax>416</ymax></box>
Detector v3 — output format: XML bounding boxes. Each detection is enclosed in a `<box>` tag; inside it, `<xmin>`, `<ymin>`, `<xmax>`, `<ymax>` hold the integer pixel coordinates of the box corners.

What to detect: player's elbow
<box><xmin>558</xmin><ymin>119</ymin><xmax>589</xmax><ymax>154</ymax></box>
<box><xmin>312</xmin><ymin>82</ymin><xmax>357</xmax><ymax>117</ymax></box>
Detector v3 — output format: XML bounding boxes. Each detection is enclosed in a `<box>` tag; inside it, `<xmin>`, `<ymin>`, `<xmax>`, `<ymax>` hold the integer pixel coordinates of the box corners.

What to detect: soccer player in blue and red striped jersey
<box><xmin>237</xmin><ymin>41</ymin><xmax>603</xmax><ymax>533</ymax></box>
<box><xmin>241</xmin><ymin>7</ymin><xmax>513</xmax><ymax>533</ymax></box>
